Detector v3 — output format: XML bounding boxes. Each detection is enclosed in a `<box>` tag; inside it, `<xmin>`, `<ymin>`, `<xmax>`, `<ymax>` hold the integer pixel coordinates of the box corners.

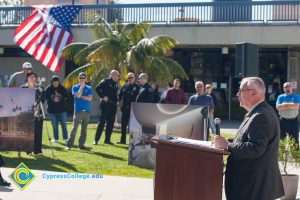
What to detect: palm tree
<box><xmin>61</xmin><ymin>17</ymin><xmax>188</xmax><ymax>88</ymax></box>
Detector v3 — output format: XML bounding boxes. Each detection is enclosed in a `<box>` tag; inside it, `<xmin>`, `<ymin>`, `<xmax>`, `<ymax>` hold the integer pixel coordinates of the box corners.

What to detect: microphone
<box><xmin>214</xmin><ymin>118</ymin><xmax>221</xmax><ymax>136</ymax></box>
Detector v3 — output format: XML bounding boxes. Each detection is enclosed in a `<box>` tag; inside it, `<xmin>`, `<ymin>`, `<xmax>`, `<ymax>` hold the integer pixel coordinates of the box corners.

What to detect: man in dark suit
<box><xmin>213</xmin><ymin>77</ymin><xmax>284</xmax><ymax>200</ymax></box>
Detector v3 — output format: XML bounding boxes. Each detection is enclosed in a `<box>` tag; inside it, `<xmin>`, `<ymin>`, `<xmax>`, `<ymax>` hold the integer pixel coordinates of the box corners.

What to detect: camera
<box><xmin>35</xmin><ymin>86</ymin><xmax>44</xmax><ymax>103</ymax></box>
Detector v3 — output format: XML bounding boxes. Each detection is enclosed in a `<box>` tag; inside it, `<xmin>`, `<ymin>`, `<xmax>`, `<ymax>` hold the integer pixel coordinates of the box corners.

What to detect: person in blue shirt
<box><xmin>188</xmin><ymin>81</ymin><xmax>215</xmax><ymax>117</ymax></box>
<box><xmin>66</xmin><ymin>72</ymin><xmax>93</xmax><ymax>150</ymax></box>
<box><xmin>276</xmin><ymin>82</ymin><xmax>300</xmax><ymax>149</ymax></box>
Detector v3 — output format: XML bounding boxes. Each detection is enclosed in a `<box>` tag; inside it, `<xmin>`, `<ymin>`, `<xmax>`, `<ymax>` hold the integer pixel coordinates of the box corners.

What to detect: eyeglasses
<box><xmin>79</xmin><ymin>77</ymin><xmax>86</xmax><ymax>79</ymax></box>
<box><xmin>238</xmin><ymin>88</ymin><xmax>254</xmax><ymax>93</ymax></box>
<box><xmin>284</xmin><ymin>85</ymin><xmax>292</xmax><ymax>88</ymax></box>
<box><xmin>128</xmin><ymin>77</ymin><xmax>134</xmax><ymax>79</ymax></box>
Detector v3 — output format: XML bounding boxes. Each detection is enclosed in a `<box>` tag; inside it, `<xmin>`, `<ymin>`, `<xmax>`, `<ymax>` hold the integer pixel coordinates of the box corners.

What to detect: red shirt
<box><xmin>164</xmin><ymin>88</ymin><xmax>185</xmax><ymax>104</ymax></box>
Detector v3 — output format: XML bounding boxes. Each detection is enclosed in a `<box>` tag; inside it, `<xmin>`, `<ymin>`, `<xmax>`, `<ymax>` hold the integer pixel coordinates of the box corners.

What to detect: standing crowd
<box><xmin>1</xmin><ymin>61</ymin><xmax>299</xmax><ymax>198</ymax></box>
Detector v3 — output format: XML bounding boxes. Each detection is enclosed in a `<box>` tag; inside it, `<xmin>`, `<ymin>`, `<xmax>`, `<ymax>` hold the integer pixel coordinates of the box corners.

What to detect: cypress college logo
<box><xmin>9</xmin><ymin>162</ymin><xmax>36</xmax><ymax>190</ymax></box>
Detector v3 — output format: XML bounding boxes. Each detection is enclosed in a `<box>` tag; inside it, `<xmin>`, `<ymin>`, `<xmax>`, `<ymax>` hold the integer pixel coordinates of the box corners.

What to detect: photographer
<box><xmin>21</xmin><ymin>71</ymin><xmax>45</xmax><ymax>156</ymax></box>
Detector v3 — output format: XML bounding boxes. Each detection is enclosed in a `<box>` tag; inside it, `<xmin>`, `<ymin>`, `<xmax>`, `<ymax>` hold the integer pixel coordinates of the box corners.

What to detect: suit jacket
<box><xmin>225</xmin><ymin>101</ymin><xmax>284</xmax><ymax>200</ymax></box>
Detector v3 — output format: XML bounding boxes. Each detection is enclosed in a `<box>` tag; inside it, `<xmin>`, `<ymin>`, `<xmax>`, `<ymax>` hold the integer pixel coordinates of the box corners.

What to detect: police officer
<box><xmin>118</xmin><ymin>73</ymin><xmax>140</xmax><ymax>144</ymax></box>
<box><xmin>94</xmin><ymin>70</ymin><xmax>120</xmax><ymax>145</ymax></box>
<box><xmin>136</xmin><ymin>73</ymin><xmax>154</xmax><ymax>103</ymax></box>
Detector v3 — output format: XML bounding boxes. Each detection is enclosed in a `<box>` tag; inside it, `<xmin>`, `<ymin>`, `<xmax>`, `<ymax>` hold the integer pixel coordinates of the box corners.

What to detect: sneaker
<box><xmin>104</xmin><ymin>141</ymin><xmax>114</xmax><ymax>145</ymax></box>
<box><xmin>63</xmin><ymin>139</ymin><xmax>68</xmax><ymax>144</ymax></box>
<box><xmin>34</xmin><ymin>153</ymin><xmax>43</xmax><ymax>157</ymax></box>
<box><xmin>51</xmin><ymin>139</ymin><xmax>58</xmax><ymax>143</ymax></box>
<box><xmin>93</xmin><ymin>140</ymin><xmax>98</xmax><ymax>145</ymax></box>
<box><xmin>65</xmin><ymin>147</ymin><xmax>71</xmax><ymax>150</ymax></box>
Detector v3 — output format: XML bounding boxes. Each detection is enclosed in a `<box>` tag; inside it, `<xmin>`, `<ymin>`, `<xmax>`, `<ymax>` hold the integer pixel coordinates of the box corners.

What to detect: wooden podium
<box><xmin>151</xmin><ymin>136</ymin><xmax>230</xmax><ymax>200</ymax></box>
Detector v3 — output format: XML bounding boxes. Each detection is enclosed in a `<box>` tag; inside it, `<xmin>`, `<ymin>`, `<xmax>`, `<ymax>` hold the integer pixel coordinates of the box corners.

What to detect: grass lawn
<box><xmin>1</xmin><ymin>121</ymin><xmax>154</xmax><ymax>178</ymax></box>
<box><xmin>1</xmin><ymin>121</ymin><xmax>238</xmax><ymax>178</ymax></box>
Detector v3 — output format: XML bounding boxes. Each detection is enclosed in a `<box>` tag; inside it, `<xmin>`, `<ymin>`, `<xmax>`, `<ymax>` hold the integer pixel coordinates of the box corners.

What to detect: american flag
<box><xmin>14</xmin><ymin>5</ymin><xmax>81</xmax><ymax>72</ymax></box>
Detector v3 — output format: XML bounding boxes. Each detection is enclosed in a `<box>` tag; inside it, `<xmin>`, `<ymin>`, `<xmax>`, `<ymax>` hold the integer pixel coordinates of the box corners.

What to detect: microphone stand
<box><xmin>201</xmin><ymin>107</ymin><xmax>209</xmax><ymax>141</ymax></box>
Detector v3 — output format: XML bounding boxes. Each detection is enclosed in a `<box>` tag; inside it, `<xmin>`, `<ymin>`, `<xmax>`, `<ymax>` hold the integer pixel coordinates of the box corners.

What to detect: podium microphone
<box><xmin>214</xmin><ymin>118</ymin><xmax>221</xmax><ymax>136</ymax></box>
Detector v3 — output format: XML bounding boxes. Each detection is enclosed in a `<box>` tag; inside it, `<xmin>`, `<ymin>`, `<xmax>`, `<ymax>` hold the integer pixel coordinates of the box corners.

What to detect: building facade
<box><xmin>1</xmin><ymin>1</ymin><xmax>300</xmax><ymax>119</ymax></box>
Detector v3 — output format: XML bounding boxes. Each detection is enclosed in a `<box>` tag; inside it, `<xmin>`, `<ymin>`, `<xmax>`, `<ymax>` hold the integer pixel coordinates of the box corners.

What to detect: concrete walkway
<box><xmin>0</xmin><ymin>168</ymin><xmax>153</xmax><ymax>200</ymax></box>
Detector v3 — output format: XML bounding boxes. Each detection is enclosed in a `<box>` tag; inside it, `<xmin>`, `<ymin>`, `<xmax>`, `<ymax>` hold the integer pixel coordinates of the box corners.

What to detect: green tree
<box><xmin>61</xmin><ymin>17</ymin><xmax>188</xmax><ymax>88</ymax></box>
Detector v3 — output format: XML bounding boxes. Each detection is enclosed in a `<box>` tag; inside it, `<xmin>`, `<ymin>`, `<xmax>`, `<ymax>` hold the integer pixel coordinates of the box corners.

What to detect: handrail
<box><xmin>1</xmin><ymin>1</ymin><xmax>300</xmax><ymax>26</ymax></box>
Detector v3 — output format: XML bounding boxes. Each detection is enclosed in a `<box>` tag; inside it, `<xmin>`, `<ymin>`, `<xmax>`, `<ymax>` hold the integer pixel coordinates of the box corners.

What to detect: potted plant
<box><xmin>278</xmin><ymin>135</ymin><xmax>300</xmax><ymax>200</ymax></box>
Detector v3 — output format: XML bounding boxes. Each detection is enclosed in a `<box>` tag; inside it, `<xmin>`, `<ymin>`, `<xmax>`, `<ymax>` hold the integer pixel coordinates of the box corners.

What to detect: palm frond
<box><xmin>135</xmin><ymin>36</ymin><xmax>179</xmax><ymax>56</ymax></box>
<box><xmin>92</xmin><ymin>16</ymin><xmax>113</xmax><ymax>39</ymax></box>
<box><xmin>73</xmin><ymin>38</ymin><xmax>108</xmax><ymax>66</ymax></box>
<box><xmin>124</xmin><ymin>21</ymin><xmax>151</xmax><ymax>45</ymax></box>
<box><xmin>127</xmin><ymin>48</ymin><xmax>146</xmax><ymax>73</ymax></box>
<box><xmin>61</xmin><ymin>43</ymin><xmax>89</xmax><ymax>61</ymax></box>
<box><xmin>87</xmin><ymin>39</ymin><xmax>123</xmax><ymax>67</ymax></box>
<box><xmin>159</xmin><ymin>57</ymin><xmax>189</xmax><ymax>80</ymax></box>
<box><xmin>63</xmin><ymin>63</ymin><xmax>102</xmax><ymax>89</ymax></box>
<box><xmin>148</xmin><ymin>35</ymin><xmax>179</xmax><ymax>55</ymax></box>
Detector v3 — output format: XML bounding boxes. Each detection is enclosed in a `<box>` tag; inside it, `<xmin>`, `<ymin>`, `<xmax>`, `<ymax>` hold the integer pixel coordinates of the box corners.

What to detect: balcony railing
<box><xmin>1</xmin><ymin>1</ymin><xmax>300</xmax><ymax>26</ymax></box>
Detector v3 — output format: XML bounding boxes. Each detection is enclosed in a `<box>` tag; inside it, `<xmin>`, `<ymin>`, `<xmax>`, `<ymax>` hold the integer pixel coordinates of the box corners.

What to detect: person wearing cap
<box><xmin>118</xmin><ymin>72</ymin><xmax>140</xmax><ymax>144</ymax></box>
<box><xmin>136</xmin><ymin>73</ymin><xmax>154</xmax><ymax>103</ymax></box>
<box><xmin>21</xmin><ymin>71</ymin><xmax>46</xmax><ymax>156</ymax></box>
<box><xmin>94</xmin><ymin>70</ymin><xmax>119</xmax><ymax>145</ymax></box>
<box><xmin>46</xmin><ymin>75</ymin><xmax>69</xmax><ymax>144</ymax></box>
<box><xmin>8</xmin><ymin>62</ymin><xmax>33</xmax><ymax>87</ymax></box>
<box><xmin>276</xmin><ymin>82</ymin><xmax>300</xmax><ymax>149</ymax></box>
<box><xmin>66</xmin><ymin>72</ymin><xmax>93</xmax><ymax>150</ymax></box>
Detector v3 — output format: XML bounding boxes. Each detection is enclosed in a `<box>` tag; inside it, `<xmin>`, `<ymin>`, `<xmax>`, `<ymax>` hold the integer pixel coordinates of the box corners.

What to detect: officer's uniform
<box><xmin>136</xmin><ymin>82</ymin><xmax>154</xmax><ymax>103</ymax></box>
<box><xmin>119</xmin><ymin>82</ymin><xmax>140</xmax><ymax>143</ymax></box>
<box><xmin>95</xmin><ymin>78</ymin><xmax>118</xmax><ymax>144</ymax></box>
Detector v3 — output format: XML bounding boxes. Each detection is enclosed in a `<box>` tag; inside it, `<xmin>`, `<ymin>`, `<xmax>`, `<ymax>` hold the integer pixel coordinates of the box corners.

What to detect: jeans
<box><xmin>49</xmin><ymin>112</ymin><xmax>68</xmax><ymax>140</ymax></box>
<box><xmin>208</xmin><ymin>114</ymin><xmax>216</xmax><ymax>135</ymax></box>
<box><xmin>67</xmin><ymin>111</ymin><xmax>90</xmax><ymax>148</ymax></box>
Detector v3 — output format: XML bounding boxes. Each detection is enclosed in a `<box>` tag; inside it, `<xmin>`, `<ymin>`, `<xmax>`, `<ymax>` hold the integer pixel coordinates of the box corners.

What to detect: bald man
<box><xmin>94</xmin><ymin>70</ymin><xmax>120</xmax><ymax>145</ymax></box>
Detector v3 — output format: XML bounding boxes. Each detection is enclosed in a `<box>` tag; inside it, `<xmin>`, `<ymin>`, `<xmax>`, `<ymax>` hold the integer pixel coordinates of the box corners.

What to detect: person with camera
<box><xmin>21</xmin><ymin>71</ymin><xmax>45</xmax><ymax>156</ymax></box>
<box><xmin>46</xmin><ymin>75</ymin><xmax>69</xmax><ymax>144</ymax></box>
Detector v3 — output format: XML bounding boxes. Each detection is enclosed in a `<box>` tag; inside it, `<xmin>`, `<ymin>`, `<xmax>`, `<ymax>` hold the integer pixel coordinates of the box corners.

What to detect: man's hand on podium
<box><xmin>212</xmin><ymin>135</ymin><xmax>229</xmax><ymax>150</ymax></box>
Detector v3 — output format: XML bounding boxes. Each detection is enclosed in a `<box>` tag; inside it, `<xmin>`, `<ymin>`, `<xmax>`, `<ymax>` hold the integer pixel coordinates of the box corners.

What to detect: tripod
<box><xmin>36</xmin><ymin>97</ymin><xmax>56</xmax><ymax>159</ymax></box>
